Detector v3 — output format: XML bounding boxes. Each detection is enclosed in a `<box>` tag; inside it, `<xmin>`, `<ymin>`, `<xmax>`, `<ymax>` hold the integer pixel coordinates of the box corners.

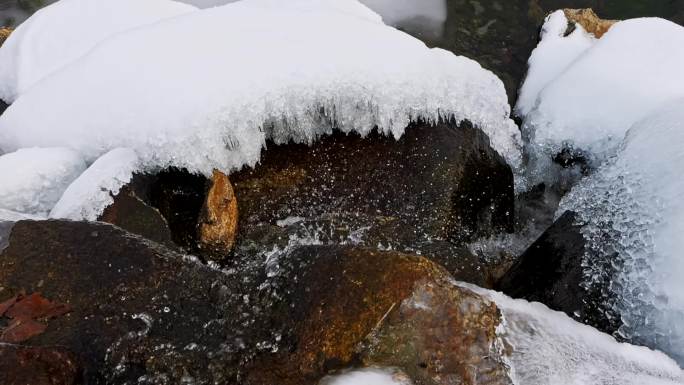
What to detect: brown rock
<box><xmin>0</xmin><ymin>28</ymin><xmax>11</xmax><ymax>47</ymax></box>
<box><xmin>0</xmin><ymin>344</ymin><xmax>81</xmax><ymax>385</ymax></box>
<box><xmin>564</xmin><ymin>8</ymin><xmax>618</xmax><ymax>38</ymax></box>
<box><xmin>0</xmin><ymin>220</ymin><xmax>264</xmax><ymax>384</ymax></box>
<box><xmin>233</xmin><ymin>122</ymin><xmax>515</xmax><ymax>285</ymax></box>
<box><xmin>198</xmin><ymin>169</ymin><xmax>238</xmax><ymax>256</ymax></box>
<box><xmin>248</xmin><ymin>246</ymin><xmax>511</xmax><ymax>385</ymax></box>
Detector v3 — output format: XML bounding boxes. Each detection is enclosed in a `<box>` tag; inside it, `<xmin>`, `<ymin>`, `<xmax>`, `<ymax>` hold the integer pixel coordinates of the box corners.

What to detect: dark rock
<box><xmin>0</xmin><ymin>221</ymin><xmax>514</xmax><ymax>385</ymax></box>
<box><xmin>0</xmin><ymin>343</ymin><xmax>81</xmax><ymax>385</ymax></box>
<box><xmin>247</xmin><ymin>245</ymin><xmax>511</xmax><ymax>385</ymax></box>
<box><xmin>497</xmin><ymin>211</ymin><xmax>619</xmax><ymax>333</ymax></box>
<box><xmin>0</xmin><ymin>220</ymin><xmax>272</xmax><ymax>384</ymax></box>
<box><xmin>232</xmin><ymin>121</ymin><xmax>514</xmax><ymax>285</ymax></box>
<box><xmin>98</xmin><ymin>187</ymin><xmax>175</xmax><ymax>248</ymax></box>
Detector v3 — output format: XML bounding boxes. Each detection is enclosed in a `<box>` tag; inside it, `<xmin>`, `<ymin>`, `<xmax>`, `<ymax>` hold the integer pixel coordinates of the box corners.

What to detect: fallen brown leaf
<box><xmin>0</xmin><ymin>293</ymin><xmax>71</xmax><ymax>343</ymax></box>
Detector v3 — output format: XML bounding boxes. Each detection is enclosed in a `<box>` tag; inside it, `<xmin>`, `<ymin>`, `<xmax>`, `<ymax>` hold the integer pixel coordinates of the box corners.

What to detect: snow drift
<box><xmin>0</xmin><ymin>0</ymin><xmax>521</xmax><ymax>185</ymax></box>
<box><xmin>515</xmin><ymin>10</ymin><xmax>595</xmax><ymax>118</ymax></box>
<box><xmin>519</xmin><ymin>15</ymin><xmax>684</xmax><ymax>159</ymax></box>
<box><xmin>0</xmin><ymin>0</ymin><xmax>196</xmax><ymax>103</ymax></box>
<box><xmin>0</xmin><ymin>148</ymin><xmax>86</xmax><ymax>216</ymax></box>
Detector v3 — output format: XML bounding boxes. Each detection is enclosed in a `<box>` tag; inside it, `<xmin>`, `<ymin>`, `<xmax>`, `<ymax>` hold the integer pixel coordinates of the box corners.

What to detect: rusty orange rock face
<box><xmin>564</xmin><ymin>8</ymin><xmax>617</xmax><ymax>38</ymax></box>
<box><xmin>248</xmin><ymin>246</ymin><xmax>511</xmax><ymax>385</ymax></box>
<box><xmin>198</xmin><ymin>169</ymin><xmax>238</xmax><ymax>256</ymax></box>
<box><xmin>364</xmin><ymin>280</ymin><xmax>510</xmax><ymax>385</ymax></box>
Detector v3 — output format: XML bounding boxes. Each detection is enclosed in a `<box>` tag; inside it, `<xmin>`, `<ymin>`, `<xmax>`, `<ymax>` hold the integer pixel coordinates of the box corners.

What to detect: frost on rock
<box><xmin>520</xmin><ymin>16</ymin><xmax>684</xmax><ymax>160</ymax></box>
<box><xmin>559</xmin><ymin>100</ymin><xmax>684</xmax><ymax>365</ymax></box>
<box><xmin>0</xmin><ymin>148</ymin><xmax>86</xmax><ymax>216</ymax></box>
<box><xmin>0</xmin><ymin>0</ymin><xmax>522</xmax><ymax>179</ymax></box>
<box><xmin>515</xmin><ymin>10</ymin><xmax>595</xmax><ymax>118</ymax></box>
<box><xmin>0</xmin><ymin>0</ymin><xmax>197</xmax><ymax>103</ymax></box>
<box><xmin>463</xmin><ymin>284</ymin><xmax>684</xmax><ymax>385</ymax></box>
<box><xmin>50</xmin><ymin>148</ymin><xmax>139</xmax><ymax>221</ymax></box>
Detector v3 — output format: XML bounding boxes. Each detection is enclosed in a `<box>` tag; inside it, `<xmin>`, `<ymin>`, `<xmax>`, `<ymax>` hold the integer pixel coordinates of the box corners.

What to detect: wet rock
<box><xmin>247</xmin><ymin>245</ymin><xmax>511</xmax><ymax>385</ymax></box>
<box><xmin>497</xmin><ymin>211</ymin><xmax>619</xmax><ymax>333</ymax></box>
<box><xmin>233</xmin><ymin>121</ymin><xmax>514</xmax><ymax>284</ymax></box>
<box><xmin>198</xmin><ymin>169</ymin><xmax>238</xmax><ymax>257</ymax></box>
<box><xmin>0</xmin><ymin>220</ymin><xmax>266</xmax><ymax>384</ymax></box>
<box><xmin>0</xmin><ymin>343</ymin><xmax>81</xmax><ymax>385</ymax></box>
<box><xmin>563</xmin><ymin>8</ymin><xmax>617</xmax><ymax>38</ymax></box>
<box><xmin>98</xmin><ymin>187</ymin><xmax>175</xmax><ymax>248</ymax></box>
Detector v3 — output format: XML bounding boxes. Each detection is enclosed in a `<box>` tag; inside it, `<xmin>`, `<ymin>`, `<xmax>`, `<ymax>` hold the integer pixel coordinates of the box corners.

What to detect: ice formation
<box><xmin>515</xmin><ymin>10</ymin><xmax>595</xmax><ymax>118</ymax></box>
<box><xmin>50</xmin><ymin>148</ymin><xmax>140</xmax><ymax>221</ymax></box>
<box><xmin>0</xmin><ymin>0</ymin><xmax>196</xmax><ymax>103</ymax></box>
<box><xmin>0</xmin><ymin>0</ymin><xmax>521</xmax><ymax>182</ymax></box>
<box><xmin>462</xmin><ymin>284</ymin><xmax>684</xmax><ymax>385</ymax></box>
<box><xmin>319</xmin><ymin>368</ymin><xmax>412</xmax><ymax>385</ymax></box>
<box><xmin>559</xmin><ymin>99</ymin><xmax>684</xmax><ymax>365</ymax></box>
<box><xmin>0</xmin><ymin>147</ymin><xmax>86</xmax><ymax>216</ymax></box>
<box><xmin>520</xmin><ymin>17</ymin><xmax>684</xmax><ymax>159</ymax></box>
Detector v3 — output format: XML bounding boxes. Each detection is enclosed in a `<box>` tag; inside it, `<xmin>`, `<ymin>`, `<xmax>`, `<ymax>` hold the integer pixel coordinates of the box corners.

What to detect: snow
<box><xmin>461</xmin><ymin>283</ymin><xmax>684</xmax><ymax>385</ymax></box>
<box><xmin>50</xmin><ymin>148</ymin><xmax>140</xmax><ymax>221</ymax></box>
<box><xmin>319</xmin><ymin>368</ymin><xmax>412</xmax><ymax>385</ymax></box>
<box><xmin>520</xmin><ymin>17</ymin><xmax>684</xmax><ymax>159</ymax></box>
<box><xmin>559</xmin><ymin>99</ymin><xmax>684</xmax><ymax>366</ymax></box>
<box><xmin>515</xmin><ymin>11</ymin><xmax>595</xmax><ymax>118</ymax></box>
<box><xmin>0</xmin><ymin>0</ymin><xmax>196</xmax><ymax>103</ymax></box>
<box><xmin>0</xmin><ymin>148</ymin><xmax>86</xmax><ymax>216</ymax></box>
<box><xmin>0</xmin><ymin>0</ymin><xmax>522</xmax><ymax>183</ymax></box>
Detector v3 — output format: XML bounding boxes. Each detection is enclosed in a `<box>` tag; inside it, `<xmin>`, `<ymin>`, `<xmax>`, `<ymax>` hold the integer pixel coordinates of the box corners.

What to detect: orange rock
<box><xmin>0</xmin><ymin>28</ymin><xmax>11</xmax><ymax>47</ymax></box>
<box><xmin>564</xmin><ymin>8</ymin><xmax>618</xmax><ymax>38</ymax></box>
<box><xmin>198</xmin><ymin>169</ymin><xmax>238</xmax><ymax>256</ymax></box>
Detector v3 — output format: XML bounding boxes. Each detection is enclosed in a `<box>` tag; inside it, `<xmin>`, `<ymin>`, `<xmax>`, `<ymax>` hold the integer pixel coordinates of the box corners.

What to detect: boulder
<box><xmin>0</xmin><ymin>344</ymin><xmax>81</xmax><ymax>385</ymax></box>
<box><xmin>0</xmin><ymin>220</ymin><xmax>272</xmax><ymax>384</ymax></box>
<box><xmin>232</xmin><ymin>121</ymin><xmax>514</xmax><ymax>285</ymax></box>
<box><xmin>246</xmin><ymin>245</ymin><xmax>511</xmax><ymax>385</ymax></box>
<box><xmin>197</xmin><ymin>169</ymin><xmax>238</xmax><ymax>256</ymax></box>
<box><xmin>497</xmin><ymin>211</ymin><xmax>619</xmax><ymax>334</ymax></box>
